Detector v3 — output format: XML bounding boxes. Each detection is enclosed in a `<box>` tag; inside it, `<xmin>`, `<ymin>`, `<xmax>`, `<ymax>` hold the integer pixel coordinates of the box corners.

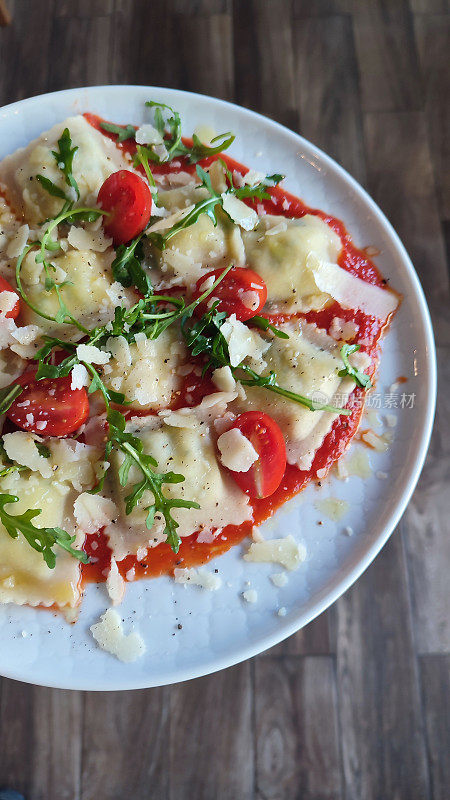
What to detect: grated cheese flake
<box><xmin>90</xmin><ymin>609</ymin><xmax>146</xmax><ymax>663</ymax></box>
<box><xmin>244</xmin><ymin>535</ymin><xmax>306</xmax><ymax>571</ymax></box>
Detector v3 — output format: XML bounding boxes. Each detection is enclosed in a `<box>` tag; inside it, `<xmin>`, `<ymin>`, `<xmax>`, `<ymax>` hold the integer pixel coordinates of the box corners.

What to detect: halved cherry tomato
<box><xmin>192</xmin><ymin>267</ymin><xmax>267</xmax><ymax>321</ymax></box>
<box><xmin>97</xmin><ymin>169</ymin><xmax>152</xmax><ymax>245</ymax></box>
<box><xmin>0</xmin><ymin>276</ymin><xmax>20</xmax><ymax>319</ymax></box>
<box><xmin>224</xmin><ymin>411</ymin><xmax>286</xmax><ymax>499</ymax></box>
<box><xmin>7</xmin><ymin>373</ymin><xmax>89</xmax><ymax>437</ymax></box>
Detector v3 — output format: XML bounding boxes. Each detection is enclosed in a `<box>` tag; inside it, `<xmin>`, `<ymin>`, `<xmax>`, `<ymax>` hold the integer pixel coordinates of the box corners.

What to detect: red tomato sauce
<box><xmin>82</xmin><ymin>113</ymin><xmax>396</xmax><ymax>586</ymax></box>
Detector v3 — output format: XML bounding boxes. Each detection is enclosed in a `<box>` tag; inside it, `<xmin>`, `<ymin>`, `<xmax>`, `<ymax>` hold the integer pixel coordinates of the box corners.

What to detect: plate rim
<box><xmin>0</xmin><ymin>85</ymin><xmax>437</xmax><ymax>690</ymax></box>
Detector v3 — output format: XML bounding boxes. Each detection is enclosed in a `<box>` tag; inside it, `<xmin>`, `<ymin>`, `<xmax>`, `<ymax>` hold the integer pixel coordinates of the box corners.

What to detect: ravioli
<box><xmin>232</xmin><ymin>320</ymin><xmax>356</xmax><ymax>471</ymax></box>
<box><xmin>243</xmin><ymin>214</ymin><xmax>342</xmax><ymax>312</ymax></box>
<box><xmin>19</xmin><ymin>248</ymin><xmax>134</xmax><ymax>336</ymax></box>
<box><xmin>105</xmin><ymin>411</ymin><xmax>252</xmax><ymax>560</ymax></box>
<box><xmin>0</xmin><ymin>115</ymin><xmax>131</xmax><ymax>225</ymax></box>
<box><xmin>102</xmin><ymin>327</ymin><xmax>188</xmax><ymax>410</ymax></box>
<box><xmin>0</xmin><ymin>470</ymin><xmax>83</xmax><ymax>607</ymax></box>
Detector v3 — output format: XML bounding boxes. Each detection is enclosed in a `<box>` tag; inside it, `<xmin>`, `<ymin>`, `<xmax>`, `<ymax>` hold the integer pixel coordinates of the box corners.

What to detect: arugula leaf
<box><xmin>51</xmin><ymin>128</ymin><xmax>80</xmax><ymax>199</ymax></box>
<box><xmin>111</xmin><ymin>235</ymin><xmax>152</xmax><ymax>295</ymax></box>
<box><xmin>234</xmin><ymin>173</ymin><xmax>284</xmax><ymax>201</ymax></box>
<box><xmin>35</xmin><ymin>442</ymin><xmax>51</xmax><ymax>459</ymax></box>
<box><xmin>107</xmin><ymin>409</ymin><xmax>199</xmax><ymax>553</ymax></box>
<box><xmin>0</xmin><ymin>493</ymin><xmax>88</xmax><ymax>569</ymax></box>
<box><xmin>148</xmin><ymin>163</ymin><xmax>283</xmax><ymax>250</ymax></box>
<box><xmin>188</xmin><ymin>132</ymin><xmax>235</xmax><ymax>164</ymax></box>
<box><xmin>100</xmin><ymin>121</ymin><xmax>136</xmax><ymax>142</ymax></box>
<box><xmin>181</xmin><ymin>308</ymin><xmax>351</xmax><ymax>415</ymax></box>
<box><xmin>36</xmin><ymin>175</ymin><xmax>69</xmax><ymax>200</ymax></box>
<box><xmin>133</xmin><ymin>145</ymin><xmax>158</xmax><ymax>200</ymax></box>
<box><xmin>15</xmin><ymin>205</ymin><xmax>104</xmax><ymax>332</ymax></box>
<box><xmin>0</xmin><ymin>440</ymin><xmax>27</xmax><ymax>479</ymax></box>
<box><xmin>0</xmin><ymin>384</ymin><xmax>23</xmax><ymax>414</ymax></box>
<box><xmin>144</xmin><ymin>100</ymin><xmax>234</xmax><ymax>165</ymax></box>
<box><xmin>338</xmin><ymin>343</ymin><xmax>372</xmax><ymax>389</ymax></box>
<box><xmin>251</xmin><ymin>316</ymin><xmax>290</xmax><ymax>340</ymax></box>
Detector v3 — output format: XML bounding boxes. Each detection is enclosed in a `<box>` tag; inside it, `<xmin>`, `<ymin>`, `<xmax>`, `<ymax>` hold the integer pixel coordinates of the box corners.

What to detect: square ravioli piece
<box><xmin>0</xmin><ymin>115</ymin><xmax>131</xmax><ymax>225</ymax></box>
<box><xmin>0</xmin><ymin>471</ymin><xmax>84</xmax><ymax>608</ymax></box>
<box><xmin>243</xmin><ymin>214</ymin><xmax>398</xmax><ymax>321</ymax></box>
<box><xmin>102</xmin><ymin>327</ymin><xmax>188</xmax><ymax>411</ymax></box>
<box><xmin>105</xmin><ymin>410</ymin><xmax>252</xmax><ymax>560</ymax></box>
<box><xmin>233</xmin><ymin>320</ymin><xmax>357</xmax><ymax>471</ymax></box>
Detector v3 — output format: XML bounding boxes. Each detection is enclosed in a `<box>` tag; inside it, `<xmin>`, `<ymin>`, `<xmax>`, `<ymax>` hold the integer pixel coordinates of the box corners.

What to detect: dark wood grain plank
<box><xmin>172</xmin><ymin>0</ymin><xmax>231</xmax><ymax>13</ymax></box>
<box><xmin>409</xmin><ymin>0</ymin><xmax>450</xmax><ymax>12</ymax></box>
<box><xmin>0</xmin><ymin>0</ymin><xmax>54</xmax><ymax>104</ymax></box>
<box><xmin>265</xmin><ymin>608</ymin><xmax>334</xmax><ymax>656</ymax></box>
<box><xmin>111</xmin><ymin>0</ymin><xmax>179</xmax><ymax>88</ymax></box>
<box><xmin>0</xmin><ymin>679</ymin><xmax>33</xmax><ymax>796</ymax></box>
<box><xmin>233</xmin><ymin>0</ymin><xmax>298</xmax><ymax>130</ymax></box>
<box><xmin>419</xmin><ymin>655</ymin><xmax>450</xmax><ymax>800</ymax></box>
<box><xmin>293</xmin><ymin>13</ymin><xmax>366</xmax><ymax>184</ymax></box>
<box><xmin>336</xmin><ymin>532</ymin><xmax>430</xmax><ymax>800</ymax></box>
<box><xmin>414</xmin><ymin>14</ymin><xmax>450</xmax><ymax>220</ymax></box>
<box><xmin>402</xmin><ymin>346</ymin><xmax>450</xmax><ymax>654</ymax></box>
<box><xmin>353</xmin><ymin>0</ymin><xmax>423</xmax><ymax>112</ymax></box>
<box><xmin>172</xmin><ymin>10</ymin><xmax>233</xmax><ymax>99</ymax></box>
<box><xmin>0</xmin><ymin>680</ymin><xmax>83</xmax><ymax>800</ymax></box>
<box><xmin>169</xmin><ymin>663</ymin><xmax>253</xmax><ymax>800</ymax></box>
<box><xmin>255</xmin><ymin>656</ymin><xmax>342</xmax><ymax>800</ymax></box>
<box><xmin>364</xmin><ymin>110</ymin><xmax>450</xmax><ymax>344</ymax></box>
<box><xmin>54</xmin><ymin>0</ymin><xmax>114</xmax><ymax>16</ymax></box>
<box><xmin>47</xmin><ymin>12</ymin><xmax>113</xmax><ymax>90</ymax></box>
<box><xmin>80</xmin><ymin>688</ymin><xmax>169</xmax><ymax>800</ymax></box>
<box><xmin>29</xmin><ymin>687</ymin><xmax>83</xmax><ymax>800</ymax></box>
<box><xmin>293</xmin><ymin>0</ymin><xmax>355</xmax><ymax>15</ymax></box>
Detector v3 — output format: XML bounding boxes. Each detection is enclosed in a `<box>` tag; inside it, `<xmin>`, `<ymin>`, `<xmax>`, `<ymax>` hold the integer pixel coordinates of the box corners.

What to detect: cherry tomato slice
<box><xmin>192</xmin><ymin>267</ymin><xmax>267</xmax><ymax>321</ymax></box>
<box><xmin>97</xmin><ymin>169</ymin><xmax>152</xmax><ymax>245</ymax></box>
<box><xmin>0</xmin><ymin>276</ymin><xmax>20</xmax><ymax>319</ymax></box>
<box><xmin>225</xmin><ymin>411</ymin><xmax>286</xmax><ymax>499</ymax></box>
<box><xmin>7</xmin><ymin>373</ymin><xmax>89</xmax><ymax>437</ymax></box>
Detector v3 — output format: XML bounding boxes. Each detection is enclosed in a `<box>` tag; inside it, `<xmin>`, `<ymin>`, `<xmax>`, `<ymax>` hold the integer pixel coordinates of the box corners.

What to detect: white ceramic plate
<box><xmin>0</xmin><ymin>86</ymin><xmax>436</xmax><ymax>690</ymax></box>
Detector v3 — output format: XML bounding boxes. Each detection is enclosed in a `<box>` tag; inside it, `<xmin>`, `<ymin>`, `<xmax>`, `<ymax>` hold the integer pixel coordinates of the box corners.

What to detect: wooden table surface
<box><xmin>0</xmin><ymin>2</ymin><xmax>449</xmax><ymax>799</ymax></box>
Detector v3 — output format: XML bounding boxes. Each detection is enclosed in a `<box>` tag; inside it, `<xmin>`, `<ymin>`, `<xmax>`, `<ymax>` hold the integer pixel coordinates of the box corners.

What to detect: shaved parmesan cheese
<box><xmin>240</xmin><ymin>290</ymin><xmax>260</xmax><ymax>310</ymax></box>
<box><xmin>361</xmin><ymin>430</ymin><xmax>390</xmax><ymax>452</ymax></box>
<box><xmin>0</xmin><ymin>291</ymin><xmax>18</xmax><ymax>316</ymax></box>
<box><xmin>229</xmin><ymin>226</ymin><xmax>246</xmax><ymax>267</ymax></box>
<box><xmin>329</xmin><ymin>317</ymin><xmax>359</xmax><ymax>342</ymax></box>
<box><xmin>173</xmin><ymin>567</ymin><xmax>222</xmax><ymax>591</ymax></box>
<box><xmin>147</xmin><ymin>205</ymin><xmax>195</xmax><ymax>234</ymax></box>
<box><xmin>106</xmin><ymin>557</ymin><xmax>125</xmax><ymax>606</ymax></box>
<box><xmin>270</xmin><ymin>572</ymin><xmax>288</xmax><ymax>587</ymax></box>
<box><xmin>265</xmin><ymin>220</ymin><xmax>288</xmax><ymax>236</ymax></box>
<box><xmin>2</xmin><ymin>432</ymin><xmax>52</xmax><ymax>478</ymax></box>
<box><xmin>243</xmin><ymin>588</ymin><xmax>258</xmax><ymax>603</ymax></box>
<box><xmin>220</xmin><ymin>313</ymin><xmax>269</xmax><ymax>367</ymax></box>
<box><xmin>221</xmin><ymin>193</ymin><xmax>258</xmax><ymax>231</ymax></box>
<box><xmin>76</xmin><ymin>343</ymin><xmax>110</xmax><ymax>365</ymax></box>
<box><xmin>70</xmin><ymin>363</ymin><xmax>89</xmax><ymax>390</ymax></box>
<box><xmin>6</xmin><ymin>224</ymin><xmax>29</xmax><ymax>258</ymax></box>
<box><xmin>243</xmin><ymin>169</ymin><xmax>265</xmax><ymax>186</ymax></box>
<box><xmin>106</xmin><ymin>335</ymin><xmax>132</xmax><ymax>367</ymax></box>
<box><xmin>10</xmin><ymin>324</ymin><xmax>41</xmax><ymax>345</ymax></box>
<box><xmin>307</xmin><ymin>254</ymin><xmax>398</xmax><ymax>320</ymax></box>
<box><xmin>212</xmin><ymin>366</ymin><xmax>236</xmax><ymax>393</ymax></box>
<box><xmin>217</xmin><ymin>428</ymin><xmax>258</xmax><ymax>472</ymax></box>
<box><xmin>67</xmin><ymin>225</ymin><xmax>112</xmax><ymax>253</ymax></box>
<box><xmin>244</xmin><ymin>535</ymin><xmax>306</xmax><ymax>570</ymax></box>
<box><xmin>90</xmin><ymin>609</ymin><xmax>146</xmax><ymax>663</ymax></box>
<box><xmin>135</xmin><ymin>123</ymin><xmax>163</xmax><ymax>145</ymax></box>
<box><xmin>74</xmin><ymin>493</ymin><xmax>117</xmax><ymax>534</ymax></box>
